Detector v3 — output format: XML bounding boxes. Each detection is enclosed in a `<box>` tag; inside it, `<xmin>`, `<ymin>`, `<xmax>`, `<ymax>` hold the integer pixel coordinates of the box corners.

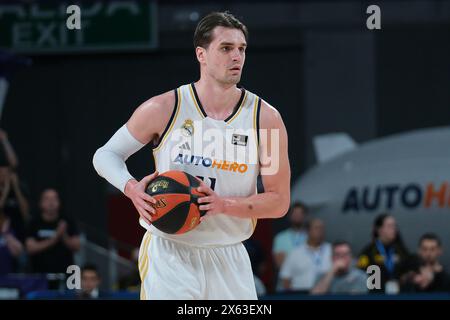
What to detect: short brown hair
<box><xmin>332</xmin><ymin>240</ymin><xmax>351</xmax><ymax>251</ymax></box>
<box><xmin>419</xmin><ymin>233</ymin><xmax>442</xmax><ymax>247</ymax></box>
<box><xmin>193</xmin><ymin>11</ymin><xmax>248</xmax><ymax>49</ymax></box>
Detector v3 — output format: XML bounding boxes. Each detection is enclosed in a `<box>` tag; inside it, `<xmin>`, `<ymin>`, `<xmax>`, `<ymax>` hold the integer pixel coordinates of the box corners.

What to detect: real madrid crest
<box><xmin>181</xmin><ymin>119</ymin><xmax>194</xmax><ymax>137</ymax></box>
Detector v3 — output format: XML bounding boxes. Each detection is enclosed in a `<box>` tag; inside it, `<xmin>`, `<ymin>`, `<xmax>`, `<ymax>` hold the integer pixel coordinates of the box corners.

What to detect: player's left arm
<box><xmin>198</xmin><ymin>100</ymin><xmax>291</xmax><ymax>219</ymax></box>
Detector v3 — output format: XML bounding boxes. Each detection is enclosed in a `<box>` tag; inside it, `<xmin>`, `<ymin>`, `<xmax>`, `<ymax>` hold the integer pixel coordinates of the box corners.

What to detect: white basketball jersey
<box><xmin>139</xmin><ymin>83</ymin><xmax>261</xmax><ymax>247</ymax></box>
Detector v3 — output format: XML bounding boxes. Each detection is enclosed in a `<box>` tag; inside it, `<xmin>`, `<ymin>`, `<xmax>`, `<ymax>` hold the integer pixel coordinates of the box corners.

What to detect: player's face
<box><xmin>203</xmin><ymin>27</ymin><xmax>247</xmax><ymax>85</ymax></box>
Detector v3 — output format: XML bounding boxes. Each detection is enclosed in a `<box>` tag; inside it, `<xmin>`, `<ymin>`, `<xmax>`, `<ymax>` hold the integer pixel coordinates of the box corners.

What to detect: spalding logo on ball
<box><xmin>145</xmin><ymin>170</ymin><xmax>207</xmax><ymax>235</ymax></box>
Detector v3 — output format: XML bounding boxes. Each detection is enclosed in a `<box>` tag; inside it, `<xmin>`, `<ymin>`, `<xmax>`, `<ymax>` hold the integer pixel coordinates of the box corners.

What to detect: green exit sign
<box><xmin>0</xmin><ymin>1</ymin><xmax>158</xmax><ymax>53</ymax></box>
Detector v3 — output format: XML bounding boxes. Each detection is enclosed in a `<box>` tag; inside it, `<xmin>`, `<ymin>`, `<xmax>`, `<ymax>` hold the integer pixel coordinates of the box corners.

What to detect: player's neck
<box><xmin>194</xmin><ymin>78</ymin><xmax>242</xmax><ymax>119</ymax></box>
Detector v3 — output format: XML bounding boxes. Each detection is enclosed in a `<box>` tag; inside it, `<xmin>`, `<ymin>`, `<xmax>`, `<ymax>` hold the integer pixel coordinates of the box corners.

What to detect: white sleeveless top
<box><xmin>139</xmin><ymin>83</ymin><xmax>261</xmax><ymax>247</ymax></box>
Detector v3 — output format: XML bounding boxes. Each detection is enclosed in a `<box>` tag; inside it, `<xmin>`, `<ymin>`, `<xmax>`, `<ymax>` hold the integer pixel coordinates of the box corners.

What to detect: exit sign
<box><xmin>0</xmin><ymin>1</ymin><xmax>158</xmax><ymax>53</ymax></box>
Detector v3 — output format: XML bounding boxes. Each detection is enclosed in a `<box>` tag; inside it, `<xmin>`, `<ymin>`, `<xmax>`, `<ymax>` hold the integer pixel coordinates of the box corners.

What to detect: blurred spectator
<box><xmin>0</xmin><ymin>166</ymin><xmax>30</xmax><ymax>243</ymax></box>
<box><xmin>273</xmin><ymin>202</ymin><xmax>308</xmax><ymax>270</ymax></box>
<box><xmin>272</xmin><ymin>202</ymin><xmax>309</xmax><ymax>291</ymax></box>
<box><xmin>77</xmin><ymin>264</ymin><xmax>105</xmax><ymax>299</ymax></box>
<box><xmin>244</xmin><ymin>238</ymin><xmax>267</xmax><ymax>297</ymax></box>
<box><xmin>0</xmin><ymin>209</ymin><xmax>23</xmax><ymax>275</ymax></box>
<box><xmin>25</xmin><ymin>189</ymin><xmax>80</xmax><ymax>279</ymax></box>
<box><xmin>401</xmin><ymin>233</ymin><xmax>450</xmax><ymax>293</ymax></box>
<box><xmin>311</xmin><ymin>240</ymin><xmax>368</xmax><ymax>295</ymax></box>
<box><xmin>253</xmin><ymin>275</ymin><xmax>267</xmax><ymax>297</ymax></box>
<box><xmin>279</xmin><ymin>218</ymin><xmax>332</xmax><ymax>292</ymax></box>
<box><xmin>357</xmin><ymin>213</ymin><xmax>411</xmax><ymax>294</ymax></box>
<box><xmin>118</xmin><ymin>248</ymin><xmax>140</xmax><ymax>292</ymax></box>
<box><xmin>0</xmin><ymin>129</ymin><xmax>30</xmax><ymax>244</ymax></box>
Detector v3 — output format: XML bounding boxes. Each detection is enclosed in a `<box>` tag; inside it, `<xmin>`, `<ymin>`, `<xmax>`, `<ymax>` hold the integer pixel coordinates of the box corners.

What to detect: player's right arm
<box><xmin>93</xmin><ymin>91</ymin><xmax>175</xmax><ymax>225</ymax></box>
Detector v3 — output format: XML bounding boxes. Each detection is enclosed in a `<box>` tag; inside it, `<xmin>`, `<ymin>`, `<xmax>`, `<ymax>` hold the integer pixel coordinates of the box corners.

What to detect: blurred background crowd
<box><xmin>1</xmin><ymin>133</ymin><xmax>449</xmax><ymax>298</ymax></box>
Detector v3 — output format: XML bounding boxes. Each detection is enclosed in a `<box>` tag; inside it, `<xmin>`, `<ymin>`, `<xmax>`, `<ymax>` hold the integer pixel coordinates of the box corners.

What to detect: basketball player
<box><xmin>93</xmin><ymin>12</ymin><xmax>290</xmax><ymax>300</ymax></box>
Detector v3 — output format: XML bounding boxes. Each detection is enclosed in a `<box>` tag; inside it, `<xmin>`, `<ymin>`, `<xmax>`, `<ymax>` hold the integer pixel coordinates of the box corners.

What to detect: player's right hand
<box><xmin>125</xmin><ymin>171</ymin><xmax>159</xmax><ymax>225</ymax></box>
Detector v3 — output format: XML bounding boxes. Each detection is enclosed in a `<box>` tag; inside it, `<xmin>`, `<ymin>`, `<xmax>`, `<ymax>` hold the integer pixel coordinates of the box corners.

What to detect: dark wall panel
<box><xmin>376</xmin><ymin>27</ymin><xmax>450</xmax><ymax>137</ymax></box>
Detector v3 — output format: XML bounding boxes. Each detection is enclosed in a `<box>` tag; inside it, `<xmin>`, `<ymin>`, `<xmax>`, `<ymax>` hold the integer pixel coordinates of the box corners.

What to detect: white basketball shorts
<box><xmin>138</xmin><ymin>232</ymin><xmax>258</xmax><ymax>300</ymax></box>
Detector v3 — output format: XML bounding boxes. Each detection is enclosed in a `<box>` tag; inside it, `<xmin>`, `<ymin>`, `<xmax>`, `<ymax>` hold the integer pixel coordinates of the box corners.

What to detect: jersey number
<box><xmin>196</xmin><ymin>176</ymin><xmax>216</xmax><ymax>191</ymax></box>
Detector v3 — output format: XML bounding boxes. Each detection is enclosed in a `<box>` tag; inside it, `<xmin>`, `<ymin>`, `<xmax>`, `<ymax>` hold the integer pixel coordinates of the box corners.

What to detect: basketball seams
<box><xmin>162</xmin><ymin>171</ymin><xmax>190</xmax><ymax>186</ymax></box>
<box><xmin>157</xmin><ymin>175</ymin><xmax>189</xmax><ymax>187</ymax></box>
<box><xmin>151</xmin><ymin>194</ymin><xmax>191</xmax><ymax>225</ymax></box>
<box><xmin>145</xmin><ymin>170</ymin><xmax>205</xmax><ymax>235</ymax></box>
<box><xmin>185</xmin><ymin>172</ymin><xmax>201</xmax><ymax>188</ymax></box>
<box><xmin>176</xmin><ymin>203</ymin><xmax>201</xmax><ymax>234</ymax></box>
<box><xmin>152</xmin><ymin>201</ymin><xmax>191</xmax><ymax>234</ymax></box>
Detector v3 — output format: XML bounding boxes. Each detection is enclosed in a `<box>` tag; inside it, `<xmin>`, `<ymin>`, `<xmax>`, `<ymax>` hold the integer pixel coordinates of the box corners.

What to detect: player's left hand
<box><xmin>196</xmin><ymin>180</ymin><xmax>225</xmax><ymax>220</ymax></box>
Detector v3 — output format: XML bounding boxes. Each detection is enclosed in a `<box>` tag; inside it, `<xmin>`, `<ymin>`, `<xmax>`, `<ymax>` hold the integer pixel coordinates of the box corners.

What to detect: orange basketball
<box><xmin>145</xmin><ymin>170</ymin><xmax>207</xmax><ymax>234</ymax></box>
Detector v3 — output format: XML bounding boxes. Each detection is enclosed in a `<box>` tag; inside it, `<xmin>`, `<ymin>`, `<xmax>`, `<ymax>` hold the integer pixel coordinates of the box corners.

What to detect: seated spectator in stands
<box><xmin>357</xmin><ymin>213</ymin><xmax>411</xmax><ymax>294</ymax></box>
<box><xmin>77</xmin><ymin>264</ymin><xmax>105</xmax><ymax>299</ymax></box>
<box><xmin>0</xmin><ymin>166</ymin><xmax>30</xmax><ymax>243</ymax></box>
<box><xmin>0</xmin><ymin>209</ymin><xmax>23</xmax><ymax>275</ymax></box>
<box><xmin>273</xmin><ymin>202</ymin><xmax>309</xmax><ymax>291</ymax></box>
<box><xmin>25</xmin><ymin>189</ymin><xmax>80</xmax><ymax>278</ymax></box>
<box><xmin>273</xmin><ymin>202</ymin><xmax>308</xmax><ymax>270</ymax></box>
<box><xmin>401</xmin><ymin>233</ymin><xmax>450</xmax><ymax>293</ymax></box>
<box><xmin>311</xmin><ymin>241</ymin><xmax>368</xmax><ymax>295</ymax></box>
<box><xmin>279</xmin><ymin>218</ymin><xmax>332</xmax><ymax>292</ymax></box>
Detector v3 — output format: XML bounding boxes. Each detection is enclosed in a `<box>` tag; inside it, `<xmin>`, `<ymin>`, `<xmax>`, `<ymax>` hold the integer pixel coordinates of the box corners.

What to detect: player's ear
<box><xmin>196</xmin><ymin>46</ymin><xmax>207</xmax><ymax>64</ymax></box>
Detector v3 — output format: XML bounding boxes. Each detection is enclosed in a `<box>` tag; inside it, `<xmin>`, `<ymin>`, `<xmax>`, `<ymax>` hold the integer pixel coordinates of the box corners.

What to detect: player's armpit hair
<box><xmin>92</xmin><ymin>124</ymin><xmax>145</xmax><ymax>193</ymax></box>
